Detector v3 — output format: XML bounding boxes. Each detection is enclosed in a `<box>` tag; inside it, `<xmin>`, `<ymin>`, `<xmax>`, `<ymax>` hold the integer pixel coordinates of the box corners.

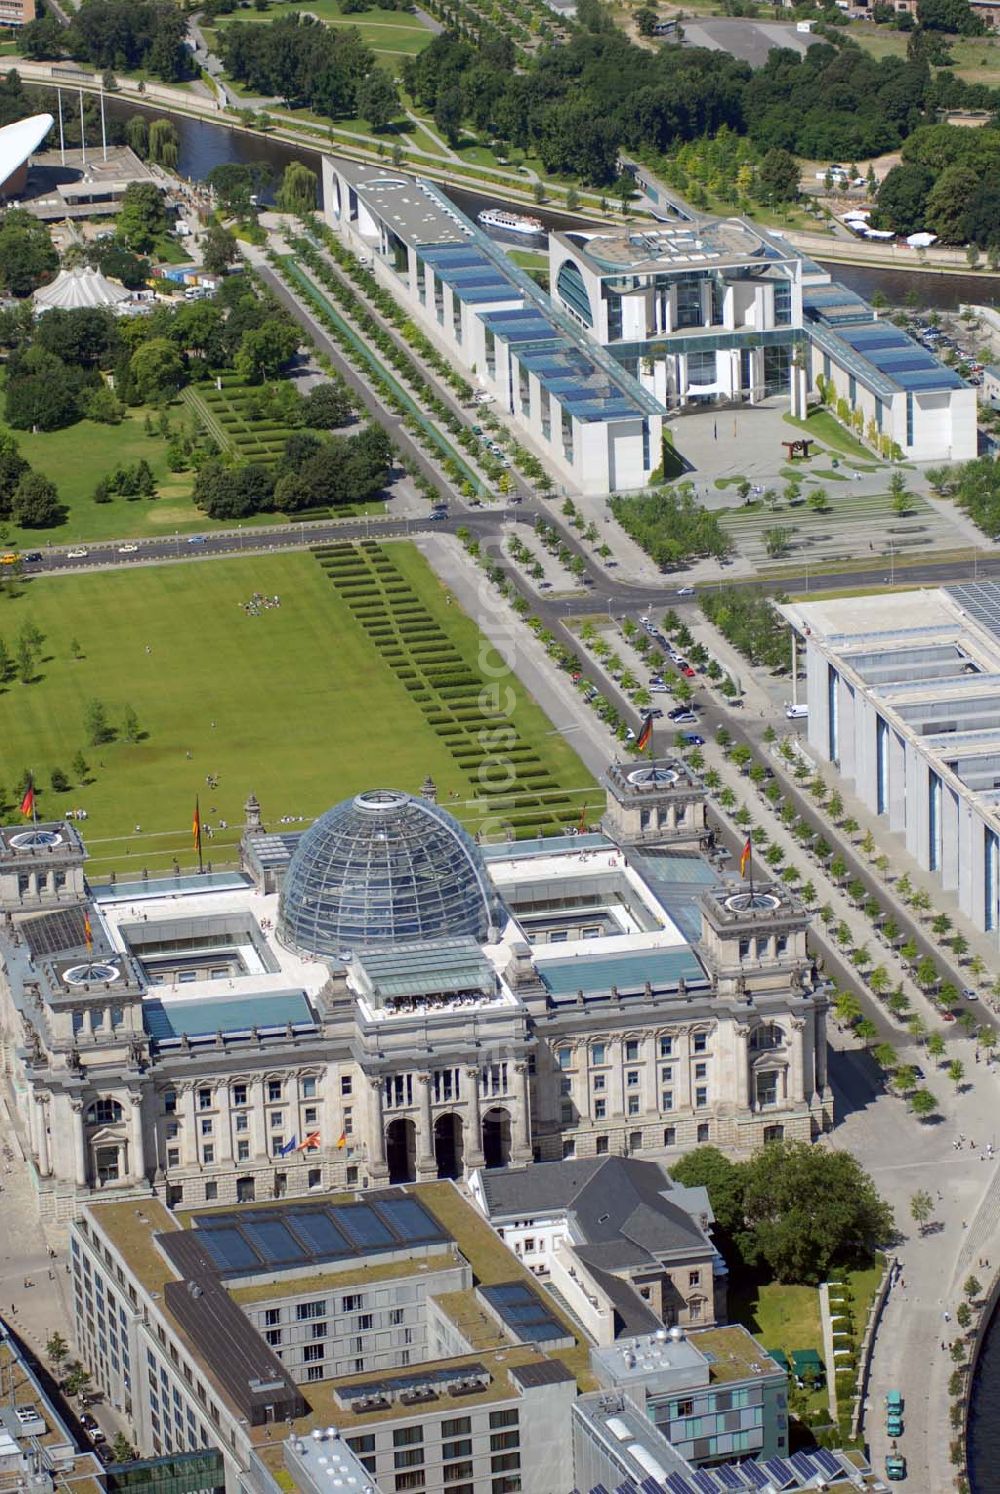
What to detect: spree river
<box><xmin>105</xmin><ymin>97</ymin><xmax>1000</xmax><ymax>311</ymax></box>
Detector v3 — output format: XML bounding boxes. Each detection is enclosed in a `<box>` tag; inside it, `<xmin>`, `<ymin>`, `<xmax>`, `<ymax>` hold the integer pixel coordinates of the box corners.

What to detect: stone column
<box><xmin>182</xmin><ymin>1084</ymin><xmax>199</xmax><ymax>1167</ymax></box>
<box><xmin>736</xmin><ymin>1030</ymin><xmax>752</xmax><ymax>1110</ymax></box>
<box><xmin>465</xmin><ymin>1066</ymin><xmax>485</xmax><ymax>1169</ymax></box>
<box><xmin>511</xmin><ymin>1062</ymin><xmax>532</xmax><ymax>1162</ymax></box>
<box><xmin>71</xmin><ymin>1101</ymin><xmax>87</xmax><ymax>1188</ymax></box>
<box><xmin>368</xmin><ymin>1078</ymin><xmax>387</xmax><ymax>1175</ymax></box>
<box><xmin>250</xmin><ymin>1076</ymin><xmax>267</xmax><ymax>1160</ymax></box>
<box><xmin>416</xmin><ymin>1072</ymin><xmax>436</xmax><ymax>1175</ymax></box>
<box><xmin>33</xmin><ymin>1094</ymin><xmax>50</xmax><ymax>1176</ymax></box>
<box><xmin>129</xmin><ymin>1093</ymin><xmax>146</xmax><ymax>1183</ymax></box>
<box><xmin>815</xmin><ymin>1007</ymin><xmax>829</xmax><ymax>1091</ymax></box>
<box><xmin>789</xmin><ymin>1018</ymin><xmax>805</xmax><ymax>1103</ymax></box>
<box><xmin>216</xmin><ymin>1085</ymin><xmax>234</xmax><ymax>1166</ymax></box>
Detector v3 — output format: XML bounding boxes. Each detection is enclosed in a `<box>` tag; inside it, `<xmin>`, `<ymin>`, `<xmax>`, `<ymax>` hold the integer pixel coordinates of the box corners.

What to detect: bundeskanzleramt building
<box><xmin>547</xmin><ymin>198</ymin><xmax>976</xmax><ymax>461</ymax></box>
<box><xmin>0</xmin><ymin>758</ymin><xmax>830</xmax><ymax>1223</ymax></box>
<box><xmin>782</xmin><ymin>581</ymin><xmax>1000</xmax><ymax>940</ymax></box>
<box><xmin>321</xmin><ymin>159</ymin><xmax>665</xmax><ymax>495</ymax></box>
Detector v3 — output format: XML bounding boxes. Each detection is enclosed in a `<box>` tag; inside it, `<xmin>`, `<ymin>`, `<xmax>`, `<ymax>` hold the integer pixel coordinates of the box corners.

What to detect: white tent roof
<box><xmin>34</xmin><ymin>265</ymin><xmax>131</xmax><ymax>312</ymax></box>
<box><xmin>0</xmin><ymin>113</ymin><xmax>53</xmax><ymax>188</ymax></box>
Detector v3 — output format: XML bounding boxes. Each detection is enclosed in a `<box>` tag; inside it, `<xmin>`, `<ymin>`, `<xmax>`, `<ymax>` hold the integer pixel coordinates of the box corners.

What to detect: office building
<box><xmin>782</xmin><ymin>581</ymin><xmax>1000</xmax><ymax>939</ymax></box>
<box><xmin>72</xmin><ymin>1183</ymin><xmax>831</xmax><ymax>1494</ymax></box>
<box><xmin>321</xmin><ymin>159</ymin><xmax>665</xmax><ymax>495</ymax></box>
<box><xmin>548</xmin><ymin>181</ymin><xmax>976</xmax><ymax>461</ymax></box>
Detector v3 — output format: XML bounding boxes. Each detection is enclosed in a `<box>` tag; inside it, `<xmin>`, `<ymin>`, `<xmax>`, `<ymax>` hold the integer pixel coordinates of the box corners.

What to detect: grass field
<box><xmin>0</xmin><ymin>544</ymin><xmax>598</xmax><ymax>877</ymax></box>
<box><xmin>206</xmin><ymin>0</ymin><xmax>433</xmax><ymax>74</ymax></box>
<box><xmin>4</xmin><ymin>408</ymin><xmax>204</xmax><ymax>547</ymax></box>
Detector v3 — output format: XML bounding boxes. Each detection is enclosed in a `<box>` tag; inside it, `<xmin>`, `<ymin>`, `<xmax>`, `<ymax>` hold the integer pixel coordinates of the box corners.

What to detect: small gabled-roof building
<box><xmin>470</xmin><ymin>1154</ymin><xmax>724</xmax><ymax>1342</ymax></box>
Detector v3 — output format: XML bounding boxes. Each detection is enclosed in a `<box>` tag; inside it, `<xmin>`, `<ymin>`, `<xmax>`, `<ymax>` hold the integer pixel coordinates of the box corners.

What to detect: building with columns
<box><xmin>782</xmin><ymin>581</ymin><xmax>1000</xmax><ymax>941</ymax></box>
<box><xmin>0</xmin><ymin>762</ymin><xmax>830</xmax><ymax>1223</ymax></box>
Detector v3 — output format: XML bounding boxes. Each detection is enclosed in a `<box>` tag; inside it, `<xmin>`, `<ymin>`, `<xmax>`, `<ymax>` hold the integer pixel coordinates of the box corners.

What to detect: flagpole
<box><xmin>195</xmin><ymin>794</ymin><xmax>204</xmax><ymax>874</ymax></box>
<box><xmin>30</xmin><ymin>771</ymin><xmax>37</xmax><ymax>826</ymax></box>
<box><xmin>747</xmin><ymin>834</ymin><xmax>755</xmax><ymax>898</ymax></box>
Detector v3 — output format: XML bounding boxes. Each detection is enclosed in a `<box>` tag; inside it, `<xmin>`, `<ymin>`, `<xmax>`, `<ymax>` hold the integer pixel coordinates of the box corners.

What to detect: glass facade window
<box><xmin>556</xmin><ymin>260</ymin><xmax>594</xmax><ymax>328</ymax></box>
<box><xmin>675</xmin><ymin>278</ymin><xmax>704</xmax><ymax>329</ymax></box>
<box><xmin>773</xmin><ymin>279</ymin><xmax>792</xmax><ymax>326</ymax></box>
<box><xmin>277</xmin><ymin>790</ymin><xmax>502</xmax><ymax>957</ymax></box>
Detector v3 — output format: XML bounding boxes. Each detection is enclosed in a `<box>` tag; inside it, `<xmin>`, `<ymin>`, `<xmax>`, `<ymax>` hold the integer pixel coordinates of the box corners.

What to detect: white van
<box><xmin>785</xmin><ymin>703</ymin><xmax>808</xmax><ymax>719</ymax></box>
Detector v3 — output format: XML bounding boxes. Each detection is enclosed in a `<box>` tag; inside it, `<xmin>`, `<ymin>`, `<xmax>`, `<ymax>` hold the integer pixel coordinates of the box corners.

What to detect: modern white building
<box><xmin>548</xmin><ymin>200</ymin><xmax>976</xmax><ymax>461</ymax></box>
<box><xmin>0</xmin><ymin>755</ymin><xmax>830</xmax><ymax>1223</ymax></box>
<box><xmin>321</xmin><ymin>159</ymin><xmax>665</xmax><ymax>494</ymax></box>
<box><xmin>782</xmin><ymin>582</ymin><xmax>1000</xmax><ymax>940</ymax></box>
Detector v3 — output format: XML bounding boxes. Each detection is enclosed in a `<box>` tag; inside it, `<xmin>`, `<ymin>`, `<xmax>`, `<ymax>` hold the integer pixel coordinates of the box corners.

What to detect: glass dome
<box><xmin>277</xmin><ymin>789</ymin><xmax>503</xmax><ymax>958</ymax></box>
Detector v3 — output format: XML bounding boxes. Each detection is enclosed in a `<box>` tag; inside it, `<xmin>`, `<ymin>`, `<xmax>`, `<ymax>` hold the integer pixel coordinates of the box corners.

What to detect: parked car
<box><xmin>885</xmin><ymin>1455</ymin><xmax>906</xmax><ymax>1481</ymax></box>
<box><xmin>671</xmin><ymin>712</ymin><xmax>698</xmax><ymax>726</ymax></box>
<box><xmin>963</xmin><ymin>988</ymin><xmax>979</xmax><ymax>1001</ymax></box>
<box><xmin>681</xmin><ymin>732</ymin><xmax>705</xmax><ymax>746</ymax></box>
<box><xmin>66</xmin><ymin>549</ymin><xmax>88</xmax><ymax>559</ymax></box>
<box><xmin>117</xmin><ymin>543</ymin><xmax>138</xmax><ymax>554</ymax></box>
<box><xmin>187</xmin><ymin>535</ymin><xmax>206</xmax><ymax>545</ymax></box>
<box><xmin>79</xmin><ymin>1414</ymin><xmax>100</xmax><ymax>1433</ymax></box>
<box><xmin>887</xmin><ymin>1414</ymin><xmax>904</xmax><ymax>1438</ymax></box>
<box><xmin>24</xmin><ymin>552</ymin><xmax>42</xmax><ymax>563</ymax></box>
<box><xmin>676</xmin><ymin>586</ymin><xmax>695</xmax><ymax>597</ymax></box>
<box><xmin>886</xmin><ymin>1391</ymin><xmax>904</xmax><ymax>1414</ymax></box>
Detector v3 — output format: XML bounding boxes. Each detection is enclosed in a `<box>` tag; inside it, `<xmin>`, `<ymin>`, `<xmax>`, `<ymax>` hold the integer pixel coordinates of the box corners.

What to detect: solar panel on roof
<box><xmin>285</xmin><ymin>1210</ymin><xmax>350</xmax><ymax>1257</ymax></box>
<box><xmin>712</xmin><ymin>1469</ymin><xmax>743</xmax><ymax>1491</ymax></box>
<box><xmin>692</xmin><ymin>1471</ymin><xmax>719</xmax><ymax>1494</ymax></box>
<box><xmin>329</xmin><ymin>1204</ymin><xmax>395</xmax><ymax>1250</ymax></box>
<box><xmin>762</xmin><ymin>1459</ymin><xmax>794</xmax><ymax>1487</ymax></box>
<box><xmin>639</xmin><ymin>1478</ymin><xmax>663</xmax><ymax>1494</ymax></box>
<box><xmin>789</xmin><ymin>1452</ymin><xmax>817</xmax><ymax>1481</ymax></box>
<box><xmin>374</xmin><ymin>1195</ymin><xmax>447</xmax><ymax>1243</ymax></box>
<box><xmin>198</xmin><ymin>1226</ymin><xmax>260</xmax><ymax>1272</ymax></box>
<box><xmin>666</xmin><ymin>1474</ymin><xmax>696</xmax><ymax>1494</ymax></box>
<box><xmin>242</xmin><ymin>1219</ymin><xmax>302</xmax><ymax>1263</ymax></box>
<box><xmin>811</xmin><ymin>1449</ymin><xmax>842</xmax><ymax>1478</ymax></box>
<box><xmin>740</xmin><ymin>1465</ymin><xmax>769</xmax><ymax>1491</ymax></box>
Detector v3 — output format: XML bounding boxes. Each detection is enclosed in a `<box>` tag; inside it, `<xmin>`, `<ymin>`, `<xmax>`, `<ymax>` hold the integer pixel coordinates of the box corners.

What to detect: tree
<box><xmin>71</xmin><ymin>750</ymin><xmax>89</xmax><ymax>783</ymax></box>
<box><xmin>915</xmin><ymin>955</ymin><xmax>939</xmax><ymax>990</ymax></box>
<box><xmin>957</xmin><ymin>1301</ymin><xmax>972</xmax><ymax>1330</ymax></box>
<box><xmin>434</xmin><ymin>85</ymin><xmax>464</xmax><ymax>147</ymax></box>
<box><xmin>918</xmin><ymin>0</ymin><xmax>984</xmax><ymax>32</ymax></box>
<box><xmin>122</xmin><ymin>704</ymin><xmax>141</xmax><ymax>744</ymax></box>
<box><xmin>111</xmin><ymin>1433</ymin><xmax>136</xmax><ymax>1463</ymax></box>
<box><xmin>201</xmin><ymin>223</ymin><xmax>238</xmax><ymax>277</ymax></box>
<box><xmin>635</xmin><ymin>5</ymin><xmax>657</xmax><ymax>32</ymax></box>
<box><xmin>12</xmin><ymin>472</ymin><xmax>62</xmax><ymax>528</ymax></box>
<box><xmin>889</xmin><ymin>470</ymin><xmax>911</xmax><ymax>515</ymax></box>
<box><xmin>834</xmin><ymin>991</ymin><xmax>862</xmax><ymax>1025</ymax></box>
<box><xmin>925</xmin><ymin>164</ymin><xmax>981</xmax><ymax>244</ymax></box>
<box><xmin>909</xmin><ymin>1088</ymin><xmax>938</xmax><ymax>1117</ymax></box>
<box><xmin>276</xmin><ymin>162</ymin><xmax>318</xmax><ymax>215</ymax></box>
<box><xmin>356</xmin><ymin>69</ymin><xmax>400</xmax><ymax>130</ymax></box>
<box><xmin>947</xmin><ymin>1058</ymin><xmax>965</xmax><ymax>1086</ymax></box>
<box><xmin>234</xmin><ymin>318</ymin><xmax>299</xmax><ymax>384</ymax></box>
<box><xmin>50</xmin><ymin>767</ymin><xmax>70</xmax><ymax>793</ymax></box>
<box><xmin>0</xmin><ymin>210</ymin><xmax>58</xmax><ymax>297</ymax></box>
<box><xmin>84</xmin><ymin>699</ymin><xmax>113</xmax><ymax>746</ymax></box>
<box><xmin>45</xmin><ymin>1332</ymin><xmax>69</xmax><ymax>1375</ymax></box>
<box><xmin>129</xmin><ymin>339</ymin><xmax>185</xmax><ymax>403</ymax></box>
<box><xmin>670</xmin><ymin>1146</ymin><xmax>747</xmax><ymax>1244</ymax></box>
<box><xmin>876</xmin><ymin>162</ymin><xmax>934</xmax><ymax>237</ymax></box>
<box><xmin>910</xmin><ymin>1188</ymin><xmax>934</xmax><ymax>1234</ymax></box>
<box><xmin>927</xmin><ymin>1031</ymin><xmax>946</xmax><ymax>1060</ymax></box>
<box><xmin>757</xmin><ymin>147</ymin><xmax>800</xmax><ymax>205</ymax></box>
<box><xmin>741</xmin><ymin>1141</ymin><xmax>893</xmax><ymax>1284</ymax></box>
<box><xmin>63</xmin><ymin>1362</ymin><xmax>92</xmax><ymax>1398</ymax></box>
<box><xmin>893</xmin><ymin>1065</ymin><xmax>918</xmax><ymax>1093</ymax></box>
<box><xmin>856</xmin><ymin>1017</ymin><xmax>878</xmax><ymax>1046</ymax></box>
<box><xmin>964</xmin><ymin>1274</ymin><xmax>982</xmax><ymax>1300</ymax></box>
<box><xmin>116</xmin><ymin>182</ymin><xmax>169</xmax><ymax>253</ymax></box>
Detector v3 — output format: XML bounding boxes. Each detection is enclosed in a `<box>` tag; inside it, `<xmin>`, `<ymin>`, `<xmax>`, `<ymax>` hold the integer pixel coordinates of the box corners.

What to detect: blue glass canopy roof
<box><xmin>277</xmin><ymin>789</ymin><xmax>503</xmax><ymax>958</ymax></box>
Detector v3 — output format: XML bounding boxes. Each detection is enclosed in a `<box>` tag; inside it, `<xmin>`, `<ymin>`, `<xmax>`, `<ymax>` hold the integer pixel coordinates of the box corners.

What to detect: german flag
<box><xmin>336</xmin><ymin>1130</ymin><xmax>347</xmax><ymax>1150</ymax></box>
<box><xmin>19</xmin><ymin>776</ymin><xmax>34</xmax><ymax>819</ymax></box>
<box><xmin>636</xmin><ymin>713</ymin><xmax>654</xmax><ymax>752</ymax></box>
<box><xmin>740</xmin><ymin>834</ymin><xmax>752</xmax><ymax>878</ymax></box>
<box><xmin>83</xmin><ymin>912</ymin><xmax>93</xmax><ymax>951</ymax></box>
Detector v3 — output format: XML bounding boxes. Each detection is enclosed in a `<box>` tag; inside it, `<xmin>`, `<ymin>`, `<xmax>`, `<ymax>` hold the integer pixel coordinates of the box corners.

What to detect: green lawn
<box><xmin>208</xmin><ymin>0</ymin><xmax>433</xmax><ymax>73</ymax></box>
<box><xmin>730</xmin><ymin>1278</ymin><xmax>827</xmax><ymax>1416</ymax></box>
<box><xmin>784</xmin><ymin>409</ymin><xmax>877</xmax><ymax>463</ymax></box>
<box><xmin>0</xmin><ymin>544</ymin><xmax>598</xmax><ymax>876</ymax></box>
<box><xmin>5</xmin><ymin>408</ymin><xmax>206</xmax><ymax>547</ymax></box>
